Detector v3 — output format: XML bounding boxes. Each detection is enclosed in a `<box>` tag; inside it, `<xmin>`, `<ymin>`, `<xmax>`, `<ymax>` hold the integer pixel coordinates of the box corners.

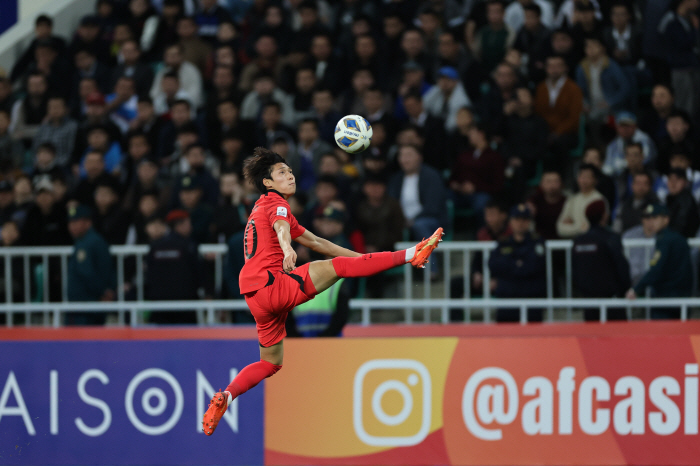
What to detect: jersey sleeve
<box><xmin>267</xmin><ymin>201</ymin><xmax>306</xmax><ymax>239</ymax></box>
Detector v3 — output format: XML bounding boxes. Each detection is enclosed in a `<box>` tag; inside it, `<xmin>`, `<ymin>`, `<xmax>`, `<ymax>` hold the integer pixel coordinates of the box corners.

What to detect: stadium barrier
<box><xmin>395</xmin><ymin>239</ymin><xmax>700</xmax><ymax>314</ymax></box>
<box><xmin>0</xmin><ymin>298</ymin><xmax>699</xmax><ymax>328</ymax></box>
<box><xmin>4</xmin><ymin>325</ymin><xmax>700</xmax><ymax>466</ymax></box>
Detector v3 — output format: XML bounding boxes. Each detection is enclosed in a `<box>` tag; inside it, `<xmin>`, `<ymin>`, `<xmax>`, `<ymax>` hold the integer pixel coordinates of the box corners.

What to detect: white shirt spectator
<box><xmin>400</xmin><ymin>174</ymin><xmax>422</xmax><ymax>221</ymax></box>
<box><xmin>150</xmin><ymin>61</ymin><xmax>203</xmax><ymax>109</ymax></box>
<box><xmin>422</xmin><ymin>82</ymin><xmax>471</xmax><ymax>132</ymax></box>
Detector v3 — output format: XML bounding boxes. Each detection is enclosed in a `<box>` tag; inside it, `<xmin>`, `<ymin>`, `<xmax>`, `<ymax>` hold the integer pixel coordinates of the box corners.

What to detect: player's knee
<box><xmin>266</xmin><ymin>363</ymin><xmax>282</xmax><ymax>378</ymax></box>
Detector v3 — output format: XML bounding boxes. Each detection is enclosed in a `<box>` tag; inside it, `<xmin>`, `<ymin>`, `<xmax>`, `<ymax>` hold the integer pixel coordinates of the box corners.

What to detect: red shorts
<box><xmin>244</xmin><ymin>263</ymin><xmax>318</xmax><ymax>347</ymax></box>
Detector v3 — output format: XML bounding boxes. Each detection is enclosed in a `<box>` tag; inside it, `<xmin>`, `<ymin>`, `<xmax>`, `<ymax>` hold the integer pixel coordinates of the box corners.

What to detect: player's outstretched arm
<box><xmin>273</xmin><ymin>220</ymin><xmax>297</xmax><ymax>272</ymax></box>
<box><xmin>295</xmin><ymin>230</ymin><xmax>361</xmax><ymax>258</ymax></box>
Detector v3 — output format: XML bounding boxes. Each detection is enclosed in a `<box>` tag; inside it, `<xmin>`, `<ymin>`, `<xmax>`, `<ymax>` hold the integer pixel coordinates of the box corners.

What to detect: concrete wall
<box><xmin>0</xmin><ymin>0</ymin><xmax>87</xmax><ymax>77</ymax></box>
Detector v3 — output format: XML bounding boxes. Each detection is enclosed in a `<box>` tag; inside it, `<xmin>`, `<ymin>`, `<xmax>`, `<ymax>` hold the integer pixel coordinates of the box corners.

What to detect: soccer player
<box><xmin>203</xmin><ymin>148</ymin><xmax>443</xmax><ymax>435</ymax></box>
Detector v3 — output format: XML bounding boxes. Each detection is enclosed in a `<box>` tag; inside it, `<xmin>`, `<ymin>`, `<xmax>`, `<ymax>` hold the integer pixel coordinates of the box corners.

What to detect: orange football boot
<box><xmin>409</xmin><ymin>227</ymin><xmax>444</xmax><ymax>268</ymax></box>
<box><xmin>202</xmin><ymin>391</ymin><xmax>229</xmax><ymax>436</ymax></box>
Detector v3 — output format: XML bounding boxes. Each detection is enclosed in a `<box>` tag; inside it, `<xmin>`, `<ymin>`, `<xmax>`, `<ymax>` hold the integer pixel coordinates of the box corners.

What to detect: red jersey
<box><xmin>239</xmin><ymin>190</ymin><xmax>306</xmax><ymax>293</ymax></box>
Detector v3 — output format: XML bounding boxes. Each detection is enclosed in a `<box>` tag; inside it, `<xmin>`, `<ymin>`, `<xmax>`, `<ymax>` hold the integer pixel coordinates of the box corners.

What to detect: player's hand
<box><xmin>283</xmin><ymin>250</ymin><xmax>297</xmax><ymax>272</ymax></box>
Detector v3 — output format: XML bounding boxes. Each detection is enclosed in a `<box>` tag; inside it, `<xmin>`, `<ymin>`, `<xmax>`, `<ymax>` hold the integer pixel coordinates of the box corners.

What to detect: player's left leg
<box><xmin>308</xmin><ymin>227</ymin><xmax>444</xmax><ymax>295</ymax></box>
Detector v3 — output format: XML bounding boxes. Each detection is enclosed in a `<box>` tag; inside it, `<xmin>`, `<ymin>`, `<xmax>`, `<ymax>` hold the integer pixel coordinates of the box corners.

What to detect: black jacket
<box><xmin>572</xmin><ymin>225</ymin><xmax>631</xmax><ymax>297</ymax></box>
<box><xmin>145</xmin><ymin>232</ymin><xmax>201</xmax><ymax>301</ymax></box>
<box><xmin>667</xmin><ymin>188</ymin><xmax>700</xmax><ymax>238</ymax></box>
<box><xmin>388</xmin><ymin>165</ymin><xmax>448</xmax><ymax>225</ymax></box>
<box><xmin>488</xmin><ymin>232</ymin><xmax>546</xmax><ymax>298</ymax></box>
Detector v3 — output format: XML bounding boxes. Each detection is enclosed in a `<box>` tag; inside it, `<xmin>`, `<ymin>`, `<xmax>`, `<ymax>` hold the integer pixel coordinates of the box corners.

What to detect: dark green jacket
<box><xmin>68</xmin><ymin>228</ymin><xmax>115</xmax><ymax>301</ymax></box>
<box><xmin>634</xmin><ymin>227</ymin><xmax>693</xmax><ymax>297</ymax></box>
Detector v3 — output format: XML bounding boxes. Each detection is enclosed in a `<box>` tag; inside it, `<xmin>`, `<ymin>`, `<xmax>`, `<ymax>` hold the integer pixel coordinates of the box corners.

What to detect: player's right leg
<box><xmin>308</xmin><ymin>227</ymin><xmax>444</xmax><ymax>295</ymax></box>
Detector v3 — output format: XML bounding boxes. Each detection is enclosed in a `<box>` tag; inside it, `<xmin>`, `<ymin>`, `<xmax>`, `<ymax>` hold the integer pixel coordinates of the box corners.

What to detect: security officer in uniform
<box><xmin>572</xmin><ymin>199</ymin><xmax>631</xmax><ymax>321</ymax></box>
<box><xmin>488</xmin><ymin>204</ymin><xmax>546</xmax><ymax>322</ymax></box>
<box><xmin>144</xmin><ymin>209</ymin><xmax>202</xmax><ymax>324</ymax></box>
<box><xmin>626</xmin><ymin>204</ymin><xmax>693</xmax><ymax>319</ymax></box>
<box><xmin>66</xmin><ymin>204</ymin><xmax>115</xmax><ymax>325</ymax></box>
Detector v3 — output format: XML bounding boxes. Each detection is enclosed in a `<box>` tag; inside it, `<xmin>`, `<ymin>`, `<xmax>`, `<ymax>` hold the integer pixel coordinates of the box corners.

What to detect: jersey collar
<box><xmin>265</xmin><ymin>189</ymin><xmax>285</xmax><ymax>199</ymax></box>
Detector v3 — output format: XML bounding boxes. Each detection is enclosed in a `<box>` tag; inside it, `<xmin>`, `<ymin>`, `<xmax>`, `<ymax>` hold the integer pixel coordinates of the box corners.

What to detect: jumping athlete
<box><xmin>203</xmin><ymin>147</ymin><xmax>443</xmax><ymax>435</ymax></box>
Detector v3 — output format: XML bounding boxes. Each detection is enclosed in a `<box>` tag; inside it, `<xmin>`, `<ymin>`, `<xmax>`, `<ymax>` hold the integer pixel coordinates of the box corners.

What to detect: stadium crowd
<box><xmin>0</xmin><ymin>0</ymin><xmax>699</xmax><ymax>326</ymax></box>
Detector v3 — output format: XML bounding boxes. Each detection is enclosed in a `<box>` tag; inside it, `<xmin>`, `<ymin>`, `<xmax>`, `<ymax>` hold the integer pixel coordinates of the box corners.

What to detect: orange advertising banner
<box><xmin>265</xmin><ymin>336</ymin><xmax>700</xmax><ymax>465</ymax></box>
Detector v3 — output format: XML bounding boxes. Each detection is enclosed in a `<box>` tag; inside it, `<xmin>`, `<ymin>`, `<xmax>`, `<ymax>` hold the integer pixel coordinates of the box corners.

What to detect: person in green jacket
<box><xmin>66</xmin><ymin>204</ymin><xmax>116</xmax><ymax>325</ymax></box>
<box><xmin>626</xmin><ymin>204</ymin><xmax>693</xmax><ymax>319</ymax></box>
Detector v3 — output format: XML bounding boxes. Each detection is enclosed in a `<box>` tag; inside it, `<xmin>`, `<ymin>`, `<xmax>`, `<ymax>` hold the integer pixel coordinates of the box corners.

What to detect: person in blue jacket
<box><xmin>488</xmin><ymin>203</ymin><xmax>546</xmax><ymax>322</ymax></box>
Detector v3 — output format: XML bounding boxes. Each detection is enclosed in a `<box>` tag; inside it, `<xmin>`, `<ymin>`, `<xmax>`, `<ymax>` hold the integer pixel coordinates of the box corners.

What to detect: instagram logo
<box><xmin>353</xmin><ymin>359</ymin><xmax>432</xmax><ymax>447</ymax></box>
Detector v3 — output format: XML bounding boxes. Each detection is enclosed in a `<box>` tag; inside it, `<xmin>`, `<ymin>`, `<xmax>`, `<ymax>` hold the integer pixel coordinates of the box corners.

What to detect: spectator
<box><xmin>153</xmin><ymin>72</ymin><xmax>192</xmax><ymax>117</ymax></box>
<box><xmin>93</xmin><ymin>181</ymin><xmax>130</xmax><ymax>245</ymax></box>
<box><xmin>471</xmin><ymin>0</ymin><xmax>515</xmax><ymax>74</ymax></box>
<box><xmin>402</xmin><ymin>92</ymin><xmax>447</xmax><ymax>169</ymax></box>
<box><xmin>0</xmin><ymin>181</ymin><xmax>15</xmax><ymax>226</ymax></box>
<box><xmin>355</xmin><ymin>175</ymin><xmax>405</xmax><ymax>253</ymax></box>
<box><xmin>71</xmin><ymin>47</ymin><xmax>111</xmax><ymax>97</ymax></box>
<box><xmin>150</xmin><ymin>43</ymin><xmax>203</xmax><ymax>109</ymax></box>
<box><xmin>582</xmin><ymin>146</ymin><xmax>616</xmax><ymax>212</ymax></box>
<box><xmin>656</xmin><ymin>152</ymin><xmax>700</xmax><ymax>203</ymax></box>
<box><xmin>287</xmin><ymin>119</ymin><xmax>334</xmax><ymax>192</ymax></box>
<box><xmin>105</xmin><ymin>76</ymin><xmax>139</xmax><ymax>134</ymax></box>
<box><xmin>110</xmin><ymin>40</ymin><xmax>153</xmax><ymax>97</ymax></box>
<box><xmin>665</xmin><ymin>168</ymin><xmax>700</xmax><ymax>238</ymax></box>
<box><xmin>145</xmin><ymin>209</ymin><xmax>201</xmax><ymax>323</ymax></box>
<box><xmin>177</xmin><ymin>16</ymin><xmax>212</xmax><ymax>76</ymax></box>
<box><xmin>657</xmin><ymin>109</ymin><xmax>696</xmax><ymax>175</ymax></box>
<box><xmin>122</xmin><ymin>157</ymin><xmax>169</xmax><ymax>212</ymax></box>
<box><xmin>241</xmin><ymin>74</ymin><xmax>295</xmax><ymax>127</ymax></box>
<box><xmin>513</xmin><ymin>3</ymin><xmax>552</xmax><ymax>81</ymax></box>
<box><xmin>388</xmin><ymin>145</ymin><xmax>447</xmax><ymax>248</ymax></box>
<box><xmin>31</xmin><ymin>96</ymin><xmax>78</xmax><ymax>168</ymax></box>
<box><xmin>488</xmin><ymin>204</ymin><xmax>546</xmax><ymax>322</ymax></box>
<box><xmin>72</xmin><ymin>92</ymin><xmax>122</xmax><ymax>164</ymax></box>
<box><xmin>208</xmin><ymin>99</ymin><xmax>252</xmax><ymax>155</ymax></box>
<box><xmin>66</xmin><ymin>204</ymin><xmax>115</xmax><ymax>324</ymax></box>
<box><xmin>22</xmin><ymin>178</ymin><xmax>71</xmax><ymax>247</ymax></box>
<box><xmin>11</xmin><ymin>15</ymin><xmax>67</xmax><ymax>84</ymax></box>
<box><xmin>528</xmin><ymin>170</ymin><xmax>567</xmax><ymax>239</ymax></box>
<box><xmin>140</xmin><ymin>0</ymin><xmax>182</xmax><ymax>61</ymax></box>
<box><xmin>614</xmin><ymin>171</ymin><xmax>658</xmax><ymax>234</ymax></box>
<box><xmin>80</xmin><ymin>124</ymin><xmax>122</xmax><ymax>177</ymax></box>
<box><xmin>0</xmin><ymin>109</ymin><xmax>23</xmax><ymax>168</ymax></box>
<box><xmin>572</xmin><ymin>199</ymin><xmax>630</xmax><ymax>320</ymax></box>
<box><xmin>448</xmin><ymin>123</ymin><xmax>505</xmax><ymax>218</ymax></box>
<box><xmin>10</xmin><ymin>72</ymin><xmax>48</xmax><ymax>144</ymax></box>
<box><xmin>659</xmin><ymin>0</ymin><xmax>700</xmax><ymax>120</ymax></box>
<box><xmin>287</xmin><ymin>278</ymin><xmax>349</xmax><ymax>337</ymax></box>
<box><xmin>627</xmin><ymin>204</ymin><xmax>693</xmax><ymax>319</ymax></box>
<box><xmin>71</xmin><ymin>150</ymin><xmax>114</xmax><ymax>207</ymax></box>
<box><xmin>638</xmin><ymin>84</ymin><xmax>676</xmax><ymax>147</ymax></box>
<box><xmin>311</xmin><ymin>87</ymin><xmax>342</xmax><ymax>145</ymax></box>
<box><xmin>0</xmin><ymin>78</ymin><xmax>14</xmax><ymax>114</ymax></box>
<box><xmin>505</xmin><ymin>0</ymin><xmax>555</xmax><ymax>32</ymax></box>
<box><xmin>311</xmin><ymin>206</ymin><xmax>352</xmax><ymax>255</ymax></box>
<box><xmin>213</xmin><ymin>172</ymin><xmax>246</xmax><ymax>241</ymax></box>
<box><xmin>176</xmin><ymin>175</ymin><xmax>214</xmax><ymax>243</ymax></box>
<box><xmin>69</xmin><ymin>15</ymin><xmax>111</xmax><ymax>65</ymax></box>
<box><xmin>156</xmin><ymin>99</ymin><xmax>197</xmax><ymax>160</ymax></box>
<box><xmin>575</xmin><ymin>36</ymin><xmax>631</xmax><ymax>132</ymax></box>
<box><xmin>423</xmin><ymin>66</ymin><xmax>472</xmax><ymax>132</ymax></box>
<box><xmin>432</xmin><ymin>31</ymin><xmax>476</xmax><ymax>96</ymax></box>
<box><xmin>623</xmin><ymin>213</ymin><xmax>656</xmax><ymax>284</ymax></box>
<box><xmin>502</xmin><ymin>86</ymin><xmax>550</xmax><ymax>191</ymax></box>
<box><xmin>479</xmin><ymin>62</ymin><xmax>520</xmax><ymax>137</ymax></box>
<box><xmin>557</xmin><ymin>164</ymin><xmax>605</xmax><ymax>238</ymax></box>
<box><xmin>12</xmin><ymin>176</ymin><xmax>33</xmax><ymax>228</ymax></box>
<box><xmin>0</xmin><ymin>220</ymin><xmax>24</xmax><ymax>306</ymax></box>
<box><xmin>602</xmin><ymin>2</ymin><xmax>643</xmax><ymax>69</ymax></box>
<box><xmin>603</xmin><ymin>112</ymin><xmax>657</xmax><ymax>176</ymax></box>
<box><xmin>25</xmin><ymin>38</ymin><xmax>72</xmax><ymax>96</ymax></box>
<box><xmin>171</xmin><ymin>143</ymin><xmax>219</xmax><ymax>208</ymax></box>
<box><xmin>534</xmin><ymin>55</ymin><xmax>583</xmax><ymax>165</ymax></box>
<box><xmin>614</xmin><ymin>142</ymin><xmax>653</xmax><ymax>202</ymax></box>
<box><xmin>252</xmin><ymin>100</ymin><xmax>296</xmax><ymax>149</ymax></box>
<box><xmin>238</xmin><ymin>35</ymin><xmax>284</xmax><ymax>93</ymax></box>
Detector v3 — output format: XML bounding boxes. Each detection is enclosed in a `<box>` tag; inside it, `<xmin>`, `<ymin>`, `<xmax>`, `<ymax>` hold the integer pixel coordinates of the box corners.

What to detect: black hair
<box><xmin>578</xmin><ymin>163</ymin><xmax>599</xmax><ymax>179</ymax></box>
<box><xmin>316</xmin><ymin>174</ymin><xmax>338</xmax><ymax>187</ymax></box>
<box><xmin>484</xmin><ymin>199</ymin><xmax>509</xmax><ymax>213</ymax></box>
<box><xmin>262</xmin><ymin>100</ymin><xmax>282</xmax><ymax>112</ymax></box>
<box><xmin>163</xmin><ymin>70</ymin><xmax>180</xmax><ymax>80</ymax></box>
<box><xmin>128</xmin><ymin>131</ymin><xmax>149</xmax><ymax>143</ymax></box>
<box><xmin>138</xmin><ymin>95</ymin><xmax>153</xmax><ymax>105</ymax></box>
<box><xmin>624</xmin><ymin>141</ymin><xmax>644</xmax><ymax>153</ymax></box>
<box><xmin>633</xmin><ymin>170</ymin><xmax>653</xmax><ymax>184</ymax></box>
<box><xmin>299</xmin><ymin>117</ymin><xmax>319</xmax><ymax>129</ymax></box>
<box><xmin>37</xmin><ymin>142</ymin><xmax>57</xmax><ymax>154</ymax></box>
<box><xmin>176</xmin><ymin>122</ymin><xmax>199</xmax><ymax>135</ymax></box>
<box><xmin>172</xmin><ymin>98</ymin><xmax>191</xmax><ymax>109</ymax></box>
<box><xmin>523</xmin><ymin>3</ymin><xmax>542</xmax><ymax>16</ymax></box>
<box><xmin>243</xmin><ymin>147</ymin><xmax>287</xmax><ymax>194</ymax></box>
<box><xmin>36</xmin><ymin>15</ymin><xmax>52</xmax><ymax>27</ymax></box>
<box><xmin>668</xmin><ymin>109</ymin><xmax>691</xmax><ymax>125</ymax></box>
<box><xmin>403</xmin><ymin>90</ymin><xmax>423</xmax><ymax>102</ymax></box>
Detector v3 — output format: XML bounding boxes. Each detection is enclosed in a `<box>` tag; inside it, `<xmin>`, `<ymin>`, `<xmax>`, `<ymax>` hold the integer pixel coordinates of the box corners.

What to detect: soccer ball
<box><xmin>334</xmin><ymin>115</ymin><xmax>373</xmax><ymax>154</ymax></box>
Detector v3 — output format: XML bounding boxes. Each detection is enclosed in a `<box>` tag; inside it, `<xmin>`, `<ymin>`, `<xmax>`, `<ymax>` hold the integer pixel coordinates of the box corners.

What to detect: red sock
<box><xmin>331</xmin><ymin>251</ymin><xmax>405</xmax><ymax>278</ymax></box>
<box><xmin>225</xmin><ymin>360</ymin><xmax>282</xmax><ymax>399</ymax></box>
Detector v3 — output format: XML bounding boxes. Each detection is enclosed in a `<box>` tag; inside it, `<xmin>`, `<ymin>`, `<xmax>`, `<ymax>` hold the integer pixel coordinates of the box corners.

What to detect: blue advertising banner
<box><xmin>0</xmin><ymin>340</ymin><xmax>264</xmax><ymax>465</ymax></box>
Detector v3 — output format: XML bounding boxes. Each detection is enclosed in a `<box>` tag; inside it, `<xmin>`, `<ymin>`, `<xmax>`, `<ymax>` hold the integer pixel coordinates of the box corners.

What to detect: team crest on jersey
<box><xmin>277</xmin><ymin>207</ymin><xmax>288</xmax><ymax>217</ymax></box>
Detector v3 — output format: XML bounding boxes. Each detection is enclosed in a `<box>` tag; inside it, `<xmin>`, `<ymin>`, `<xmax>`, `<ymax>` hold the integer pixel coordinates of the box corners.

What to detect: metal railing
<box><xmin>0</xmin><ymin>298</ymin><xmax>697</xmax><ymax>328</ymax></box>
<box><xmin>394</xmin><ymin>238</ymin><xmax>700</xmax><ymax>319</ymax></box>
<box><xmin>0</xmin><ymin>244</ymin><xmax>228</xmax><ymax>325</ymax></box>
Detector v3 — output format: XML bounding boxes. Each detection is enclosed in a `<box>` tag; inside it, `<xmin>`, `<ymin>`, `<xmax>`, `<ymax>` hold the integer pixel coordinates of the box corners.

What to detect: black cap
<box><xmin>179</xmin><ymin>176</ymin><xmax>202</xmax><ymax>191</ymax></box>
<box><xmin>509</xmin><ymin>203</ymin><xmax>532</xmax><ymax>219</ymax></box>
<box><xmin>642</xmin><ymin>204</ymin><xmax>669</xmax><ymax>218</ymax></box>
